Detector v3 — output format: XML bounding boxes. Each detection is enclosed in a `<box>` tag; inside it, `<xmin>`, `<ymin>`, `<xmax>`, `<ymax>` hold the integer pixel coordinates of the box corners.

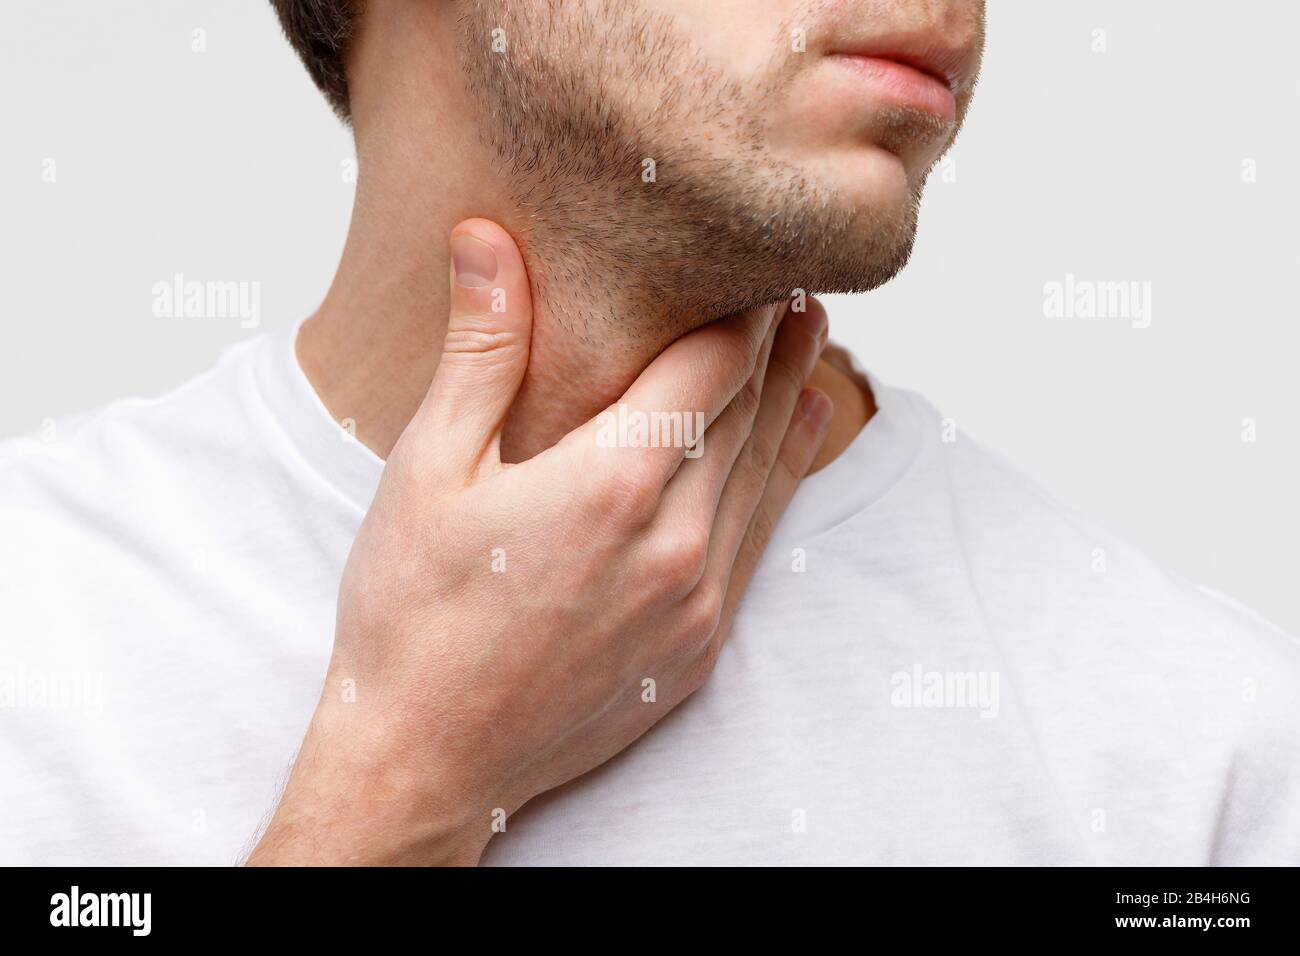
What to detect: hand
<box><xmin>246</xmin><ymin>219</ymin><xmax>833</xmax><ymax>865</ymax></box>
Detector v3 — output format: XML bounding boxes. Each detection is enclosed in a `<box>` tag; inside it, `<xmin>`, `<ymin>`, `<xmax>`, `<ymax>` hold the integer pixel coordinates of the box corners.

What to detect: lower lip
<box><xmin>828</xmin><ymin>55</ymin><xmax>957</xmax><ymax>120</ymax></box>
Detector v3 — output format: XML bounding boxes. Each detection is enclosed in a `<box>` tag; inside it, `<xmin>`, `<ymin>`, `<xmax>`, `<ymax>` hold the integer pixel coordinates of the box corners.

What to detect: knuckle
<box><xmin>773</xmin><ymin>445</ymin><xmax>804</xmax><ymax>487</ymax></box>
<box><xmin>591</xmin><ymin>463</ymin><xmax>659</xmax><ymax>528</ymax></box>
<box><xmin>746</xmin><ymin>505</ymin><xmax>779</xmax><ymax>557</ymax></box>
<box><xmin>648</xmin><ymin>525</ymin><xmax>710</xmax><ymax>595</ymax></box>
<box><xmin>440</xmin><ymin>324</ymin><xmax>520</xmax><ymax>363</ymax></box>
<box><xmin>731</xmin><ymin>374</ymin><xmax>763</xmax><ymax>422</ymax></box>
<box><xmin>741</xmin><ymin>334</ymin><xmax>765</xmax><ymax>381</ymax></box>
<box><xmin>684</xmin><ymin>586</ymin><xmax>724</xmax><ymax>646</ymax></box>
<box><xmin>744</xmin><ymin>427</ymin><xmax>781</xmax><ymax>480</ymax></box>
<box><xmin>716</xmin><ymin>324</ymin><xmax>764</xmax><ymax>384</ymax></box>
<box><xmin>769</xmin><ymin>349</ymin><xmax>807</xmax><ymax>391</ymax></box>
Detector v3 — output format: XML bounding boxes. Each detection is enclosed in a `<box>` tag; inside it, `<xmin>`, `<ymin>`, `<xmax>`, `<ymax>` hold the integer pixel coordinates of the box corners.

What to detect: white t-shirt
<box><xmin>2</xmin><ymin>324</ymin><xmax>1297</xmax><ymax>865</ymax></box>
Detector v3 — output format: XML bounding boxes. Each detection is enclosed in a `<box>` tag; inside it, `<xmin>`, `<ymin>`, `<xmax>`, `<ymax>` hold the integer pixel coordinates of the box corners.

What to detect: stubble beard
<box><xmin>461</xmin><ymin>0</ymin><xmax>943</xmax><ymax>350</ymax></box>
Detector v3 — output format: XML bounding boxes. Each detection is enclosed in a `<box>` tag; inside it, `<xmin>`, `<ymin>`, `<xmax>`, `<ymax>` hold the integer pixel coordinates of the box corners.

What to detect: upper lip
<box><xmin>828</xmin><ymin>32</ymin><xmax>978</xmax><ymax>95</ymax></box>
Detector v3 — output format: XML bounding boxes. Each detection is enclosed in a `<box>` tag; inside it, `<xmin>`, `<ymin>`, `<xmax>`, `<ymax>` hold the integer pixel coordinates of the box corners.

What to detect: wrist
<box><xmin>247</xmin><ymin>793</ymin><xmax>485</xmax><ymax>866</ymax></box>
<box><xmin>247</xmin><ymin>699</ymin><xmax>490</xmax><ymax>866</ymax></box>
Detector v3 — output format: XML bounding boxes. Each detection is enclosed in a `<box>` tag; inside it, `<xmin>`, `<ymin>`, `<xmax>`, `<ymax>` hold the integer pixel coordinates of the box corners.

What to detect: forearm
<box><xmin>245</xmin><ymin>707</ymin><xmax>488</xmax><ymax>867</ymax></box>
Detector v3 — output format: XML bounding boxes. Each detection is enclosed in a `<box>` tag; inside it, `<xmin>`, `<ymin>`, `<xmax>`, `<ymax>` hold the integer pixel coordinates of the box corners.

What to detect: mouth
<box><xmin>826</xmin><ymin>54</ymin><xmax>958</xmax><ymax>120</ymax></box>
<box><xmin>825</xmin><ymin>31</ymin><xmax>978</xmax><ymax>120</ymax></box>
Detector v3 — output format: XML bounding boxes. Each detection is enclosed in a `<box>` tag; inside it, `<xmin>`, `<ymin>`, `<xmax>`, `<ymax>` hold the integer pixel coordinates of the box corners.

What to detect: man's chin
<box><xmin>809</xmin><ymin>235</ymin><xmax>918</xmax><ymax>298</ymax></box>
<box><xmin>724</xmin><ymin>224</ymin><xmax>919</xmax><ymax>314</ymax></box>
<box><xmin>797</xmin><ymin>198</ymin><xmax>921</xmax><ymax>297</ymax></box>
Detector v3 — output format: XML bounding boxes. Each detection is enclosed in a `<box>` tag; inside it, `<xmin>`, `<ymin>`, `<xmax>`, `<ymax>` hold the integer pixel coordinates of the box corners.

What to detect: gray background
<box><xmin>3</xmin><ymin>1</ymin><xmax>1297</xmax><ymax>631</ymax></box>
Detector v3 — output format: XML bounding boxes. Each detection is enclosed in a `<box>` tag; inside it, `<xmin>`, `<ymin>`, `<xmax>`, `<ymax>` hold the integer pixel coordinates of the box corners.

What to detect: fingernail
<box><xmin>792</xmin><ymin>304</ymin><xmax>827</xmax><ymax>341</ymax></box>
<box><xmin>451</xmin><ymin>234</ymin><xmax>498</xmax><ymax>288</ymax></box>
<box><xmin>799</xmin><ymin>390</ymin><xmax>833</xmax><ymax>431</ymax></box>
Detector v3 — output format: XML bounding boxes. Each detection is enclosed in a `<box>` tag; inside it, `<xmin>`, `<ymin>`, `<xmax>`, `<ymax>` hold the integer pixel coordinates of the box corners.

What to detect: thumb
<box><xmin>408</xmin><ymin>218</ymin><xmax>534</xmax><ymax>486</ymax></box>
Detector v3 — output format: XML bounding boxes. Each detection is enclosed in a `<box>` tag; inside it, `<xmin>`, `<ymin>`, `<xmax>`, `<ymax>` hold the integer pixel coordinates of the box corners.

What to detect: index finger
<box><xmin>566</xmin><ymin>303</ymin><xmax>780</xmax><ymax>488</ymax></box>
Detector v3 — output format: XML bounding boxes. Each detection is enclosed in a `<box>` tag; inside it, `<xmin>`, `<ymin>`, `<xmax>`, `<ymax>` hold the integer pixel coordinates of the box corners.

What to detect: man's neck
<box><xmin>296</xmin><ymin>9</ymin><xmax>873</xmax><ymax>470</ymax></box>
<box><xmin>295</xmin><ymin>199</ymin><xmax>702</xmax><ymax>463</ymax></box>
<box><xmin>297</xmin><ymin>216</ymin><xmax>873</xmax><ymax>471</ymax></box>
<box><xmin>296</xmin><ymin>179</ymin><xmax>875</xmax><ymax>470</ymax></box>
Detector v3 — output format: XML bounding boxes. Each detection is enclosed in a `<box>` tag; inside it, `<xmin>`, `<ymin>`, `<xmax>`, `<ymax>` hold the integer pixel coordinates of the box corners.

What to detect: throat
<box><xmin>295</xmin><ymin>219</ymin><xmax>874</xmax><ymax>471</ymax></box>
<box><xmin>806</xmin><ymin>350</ymin><xmax>876</xmax><ymax>473</ymax></box>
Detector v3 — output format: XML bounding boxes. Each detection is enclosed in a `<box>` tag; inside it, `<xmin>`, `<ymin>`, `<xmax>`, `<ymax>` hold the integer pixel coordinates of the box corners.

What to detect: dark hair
<box><xmin>270</xmin><ymin>0</ymin><xmax>360</xmax><ymax>121</ymax></box>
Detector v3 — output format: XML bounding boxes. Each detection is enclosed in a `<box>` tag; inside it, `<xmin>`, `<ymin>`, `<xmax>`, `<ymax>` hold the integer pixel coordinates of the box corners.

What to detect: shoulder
<box><xmin>891</xmin><ymin>388</ymin><xmax>1300</xmax><ymax>861</ymax></box>
<box><xmin>0</xmin><ymin>334</ymin><xmax>269</xmax><ymax>486</ymax></box>
<box><xmin>908</xmin><ymin>386</ymin><xmax>1299</xmax><ymax>658</ymax></box>
<box><xmin>0</xmin><ymin>334</ymin><xmax>280</xmax><ymax>575</ymax></box>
